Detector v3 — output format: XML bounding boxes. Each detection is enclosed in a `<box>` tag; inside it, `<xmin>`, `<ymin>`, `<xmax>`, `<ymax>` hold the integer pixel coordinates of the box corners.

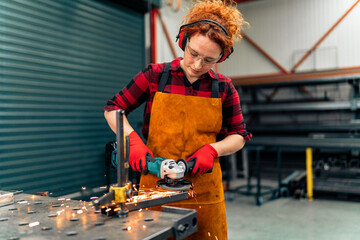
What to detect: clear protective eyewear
<box><xmin>185</xmin><ymin>41</ymin><xmax>221</xmax><ymax>65</ymax></box>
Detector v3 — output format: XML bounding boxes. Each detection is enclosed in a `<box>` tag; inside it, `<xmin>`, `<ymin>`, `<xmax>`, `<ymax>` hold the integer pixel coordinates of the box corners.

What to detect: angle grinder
<box><xmin>143</xmin><ymin>154</ymin><xmax>198</xmax><ymax>191</ymax></box>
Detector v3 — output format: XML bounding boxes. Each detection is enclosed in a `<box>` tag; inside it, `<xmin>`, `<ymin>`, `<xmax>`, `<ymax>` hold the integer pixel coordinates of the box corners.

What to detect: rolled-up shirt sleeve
<box><xmin>220</xmin><ymin>82</ymin><xmax>252</xmax><ymax>142</ymax></box>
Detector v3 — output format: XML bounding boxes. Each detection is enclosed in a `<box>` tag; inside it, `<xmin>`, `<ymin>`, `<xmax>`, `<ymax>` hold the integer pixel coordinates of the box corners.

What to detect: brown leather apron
<box><xmin>139</xmin><ymin>63</ymin><xmax>227</xmax><ymax>239</ymax></box>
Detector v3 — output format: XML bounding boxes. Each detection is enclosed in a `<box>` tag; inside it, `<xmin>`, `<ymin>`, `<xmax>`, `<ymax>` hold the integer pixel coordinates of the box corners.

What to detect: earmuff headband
<box><xmin>176</xmin><ymin>19</ymin><xmax>233</xmax><ymax>63</ymax></box>
<box><xmin>176</xmin><ymin>19</ymin><xmax>230</xmax><ymax>40</ymax></box>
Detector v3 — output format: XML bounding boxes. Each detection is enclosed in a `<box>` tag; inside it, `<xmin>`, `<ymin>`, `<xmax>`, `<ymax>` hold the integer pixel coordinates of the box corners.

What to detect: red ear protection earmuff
<box><xmin>176</xmin><ymin>19</ymin><xmax>234</xmax><ymax>63</ymax></box>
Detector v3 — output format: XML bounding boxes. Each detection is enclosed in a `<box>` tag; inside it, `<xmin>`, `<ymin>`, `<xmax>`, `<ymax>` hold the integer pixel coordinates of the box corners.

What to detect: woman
<box><xmin>104</xmin><ymin>0</ymin><xmax>251</xmax><ymax>238</ymax></box>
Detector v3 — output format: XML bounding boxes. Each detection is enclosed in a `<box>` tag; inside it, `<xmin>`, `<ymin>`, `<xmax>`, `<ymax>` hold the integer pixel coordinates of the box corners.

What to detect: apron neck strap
<box><xmin>211</xmin><ymin>70</ymin><xmax>219</xmax><ymax>98</ymax></box>
<box><xmin>157</xmin><ymin>63</ymin><xmax>171</xmax><ymax>93</ymax></box>
<box><xmin>157</xmin><ymin>62</ymin><xmax>219</xmax><ymax>98</ymax></box>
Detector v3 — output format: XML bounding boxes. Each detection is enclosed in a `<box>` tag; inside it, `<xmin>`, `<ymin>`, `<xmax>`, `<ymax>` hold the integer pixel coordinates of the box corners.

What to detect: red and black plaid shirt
<box><xmin>104</xmin><ymin>58</ymin><xmax>251</xmax><ymax>141</ymax></box>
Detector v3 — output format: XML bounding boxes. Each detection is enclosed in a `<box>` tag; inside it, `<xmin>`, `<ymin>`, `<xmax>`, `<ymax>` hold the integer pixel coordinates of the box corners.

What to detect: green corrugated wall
<box><xmin>0</xmin><ymin>0</ymin><xmax>145</xmax><ymax>196</ymax></box>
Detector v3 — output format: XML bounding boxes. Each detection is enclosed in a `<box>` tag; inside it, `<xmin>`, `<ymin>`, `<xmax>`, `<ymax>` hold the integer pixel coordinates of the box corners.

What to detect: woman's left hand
<box><xmin>186</xmin><ymin>144</ymin><xmax>218</xmax><ymax>174</ymax></box>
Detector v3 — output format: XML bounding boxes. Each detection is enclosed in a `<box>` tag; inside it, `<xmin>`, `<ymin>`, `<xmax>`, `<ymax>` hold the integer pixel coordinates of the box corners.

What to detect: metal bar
<box><xmin>247</xmin><ymin>136</ymin><xmax>360</xmax><ymax>149</ymax></box>
<box><xmin>281</xmin><ymin>170</ymin><xmax>303</xmax><ymax>186</ymax></box>
<box><xmin>115</xmin><ymin>110</ymin><xmax>127</xmax><ymax>215</ymax></box>
<box><xmin>247</xmin><ymin>123</ymin><xmax>360</xmax><ymax>133</ymax></box>
<box><xmin>229</xmin><ymin>153</ymin><xmax>238</xmax><ymax>181</ymax></box>
<box><xmin>225</xmin><ymin>155</ymin><xmax>231</xmax><ymax>191</ymax></box>
<box><xmin>314</xmin><ymin>178</ymin><xmax>360</xmax><ymax>194</ymax></box>
<box><xmin>92</xmin><ymin>191</ymin><xmax>115</xmax><ymax>210</ymax></box>
<box><xmin>247</xmin><ymin>100</ymin><xmax>360</xmax><ymax>112</ymax></box>
<box><xmin>244</xmin><ymin>148</ymin><xmax>251</xmax><ymax>193</ymax></box>
<box><xmin>0</xmin><ymin>193</ymin><xmax>14</xmax><ymax>207</ymax></box>
<box><xmin>241</xmin><ymin>148</ymin><xmax>248</xmax><ymax>180</ymax></box>
<box><xmin>241</xmin><ymin>33</ymin><xmax>289</xmax><ymax>74</ymax></box>
<box><xmin>350</xmin><ymin>79</ymin><xmax>360</xmax><ymax>118</ymax></box>
<box><xmin>125</xmin><ymin>136</ymin><xmax>130</xmax><ymax>183</ymax></box>
<box><xmin>256</xmin><ymin>148</ymin><xmax>261</xmax><ymax>200</ymax></box>
<box><xmin>291</xmin><ymin>0</ymin><xmax>360</xmax><ymax>72</ymax></box>
<box><xmin>125</xmin><ymin>191</ymin><xmax>188</xmax><ymax>211</ymax></box>
<box><xmin>277</xmin><ymin>148</ymin><xmax>282</xmax><ymax>193</ymax></box>
<box><xmin>306</xmin><ymin>147</ymin><xmax>314</xmax><ymax>201</ymax></box>
<box><xmin>340</xmin><ymin>65</ymin><xmax>360</xmax><ymax>71</ymax></box>
<box><xmin>231</xmin><ymin>69</ymin><xmax>360</xmax><ymax>87</ymax></box>
<box><xmin>116</xmin><ymin>110</ymin><xmax>126</xmax><ymax>186</ymax></box>
<box><xmin>268</xmin><ymin>87</ymin><xmax>279</xmax><ymax>100</ymax></box>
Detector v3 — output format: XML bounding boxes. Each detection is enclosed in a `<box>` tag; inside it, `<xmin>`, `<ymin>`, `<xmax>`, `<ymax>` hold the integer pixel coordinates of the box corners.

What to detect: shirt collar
<box><xmin>207</xmin><ymin>69</ymin><xmax>218</xmax><ymax>80</ymax></box>
<box><xmin>169</xmin><ymin>57</ymin><xmax>182</xmax><ymax>71</ymax></box>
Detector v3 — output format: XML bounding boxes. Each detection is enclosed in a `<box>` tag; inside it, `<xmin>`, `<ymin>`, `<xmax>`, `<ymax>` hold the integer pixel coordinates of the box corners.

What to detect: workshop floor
<box><xmin>225</xmin><ymin>180</ymin><xmax>360</xmax><ymax>240</ymax></box>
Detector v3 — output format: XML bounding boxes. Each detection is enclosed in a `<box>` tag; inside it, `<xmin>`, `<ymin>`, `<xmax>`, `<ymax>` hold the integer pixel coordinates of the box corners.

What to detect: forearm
<box><xmin>210</xmin><ymin>134</ymin><xmax>245</xmax><ymax>157</ymax></box>
<box><xmin>104</xmin><ymin>110</ymin><xmax>134</xmax><ymax>135</ymax></box>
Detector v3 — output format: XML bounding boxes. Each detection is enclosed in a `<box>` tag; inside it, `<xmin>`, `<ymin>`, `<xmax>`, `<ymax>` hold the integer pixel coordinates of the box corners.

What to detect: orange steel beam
<box><xmin>291</xmin><ymin>0</ymin><xmax>360</xmax><ymax>73</ymax></box>
<box><xmin>339</xmin><ymin>65</ymin><xmax>360</xmax><ymax>71</ymax></box>
<box><xmin>232</xmin><ymin>67</ymin><xmax>360</xmax><ymax>86</ymax></box>
<box><xmin>157</xmin><ymin>10</ymin><xmax>178</xmax><ymax>59</ymax></box>
<box><xmin>242</xmin><ymin>33</ymin><xmax>289</xmax><ymax>74</ymax></box>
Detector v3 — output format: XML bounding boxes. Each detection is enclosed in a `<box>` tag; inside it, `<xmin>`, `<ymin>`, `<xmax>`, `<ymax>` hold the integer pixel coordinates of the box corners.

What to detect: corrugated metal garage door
<box><xmin>0</xmin><ymin>0</ymin><xmax>145</xmax><ymax>196</ymax></box>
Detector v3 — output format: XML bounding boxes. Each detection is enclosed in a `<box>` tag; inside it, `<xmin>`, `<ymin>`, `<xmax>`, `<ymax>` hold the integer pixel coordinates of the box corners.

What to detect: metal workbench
<box><xmin>0</xmin><ymin>191</ymin><xmax>197</xmax><ymax>240</ymax></box>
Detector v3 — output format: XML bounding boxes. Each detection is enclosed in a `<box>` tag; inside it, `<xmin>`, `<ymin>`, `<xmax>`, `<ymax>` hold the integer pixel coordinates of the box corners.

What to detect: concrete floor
<box><xmin>225</xmin><ymin>183</ymin><xmax>360</xmax><ymax>240</ymax></box>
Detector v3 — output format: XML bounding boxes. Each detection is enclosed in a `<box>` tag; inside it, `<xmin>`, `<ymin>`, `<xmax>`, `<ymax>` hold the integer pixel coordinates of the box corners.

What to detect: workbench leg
<box><xmin>256</xmin><ymin>149</ymin><xmax>263</xmax><ymax>205</ymax></box>
<box><xmin>244</xmin><ymin>148</ymin><xmax>252</xmax><ymax>194</ymax></box>
<box><xmin>276</xmin><ymin>148</ymin><xmax>283</xmax><ymax>197</ymax></box>
<box><xmin>225</xmin><ymin>156</ymin><xmax>231</xmax><ymax>191</ymax></box>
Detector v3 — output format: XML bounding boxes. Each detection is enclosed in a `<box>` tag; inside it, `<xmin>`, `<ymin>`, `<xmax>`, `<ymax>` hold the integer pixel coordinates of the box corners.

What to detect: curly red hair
<box><xmin>181</xmin><ymin>0</ymin><xmax>248</xmax><ymax>53</ymax></box>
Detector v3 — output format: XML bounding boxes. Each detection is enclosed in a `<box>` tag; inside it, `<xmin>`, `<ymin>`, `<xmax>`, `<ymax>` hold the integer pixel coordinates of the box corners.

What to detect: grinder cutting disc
<box><xmin>157</xmin><ymin>178</ymin><xmax>193</xmax><ymax>191</ymax></box>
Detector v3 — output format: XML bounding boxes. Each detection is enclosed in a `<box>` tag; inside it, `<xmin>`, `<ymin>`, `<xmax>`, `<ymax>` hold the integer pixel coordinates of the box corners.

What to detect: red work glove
<box><xmin>186</xmin><ymin>144</ymin><xmax>218</xmax><ymax>175</ymax></box>
<box><xmin>129</xmin><ymin>131</ymin><xmax>153</xmax><ymax>172</ymax></box>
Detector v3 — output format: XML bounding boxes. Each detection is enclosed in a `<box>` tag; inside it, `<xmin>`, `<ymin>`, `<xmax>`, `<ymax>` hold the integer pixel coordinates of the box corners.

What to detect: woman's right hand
<box><xmin>129</xmin><ymin>131</ymin><xmax>154</xmax><ymax>172</ymax></box>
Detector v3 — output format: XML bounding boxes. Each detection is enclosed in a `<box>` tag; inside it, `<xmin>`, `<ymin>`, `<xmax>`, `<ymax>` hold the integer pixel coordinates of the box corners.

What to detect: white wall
<box><xmin>158</xmin><ymin>0</ymin><xmax>360</xmax><ymax>77</ymax></box>
<box><xmin>156</xmin><ymin>1</ymin><xmax>192</xmax><ymax>63</ymax></box>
